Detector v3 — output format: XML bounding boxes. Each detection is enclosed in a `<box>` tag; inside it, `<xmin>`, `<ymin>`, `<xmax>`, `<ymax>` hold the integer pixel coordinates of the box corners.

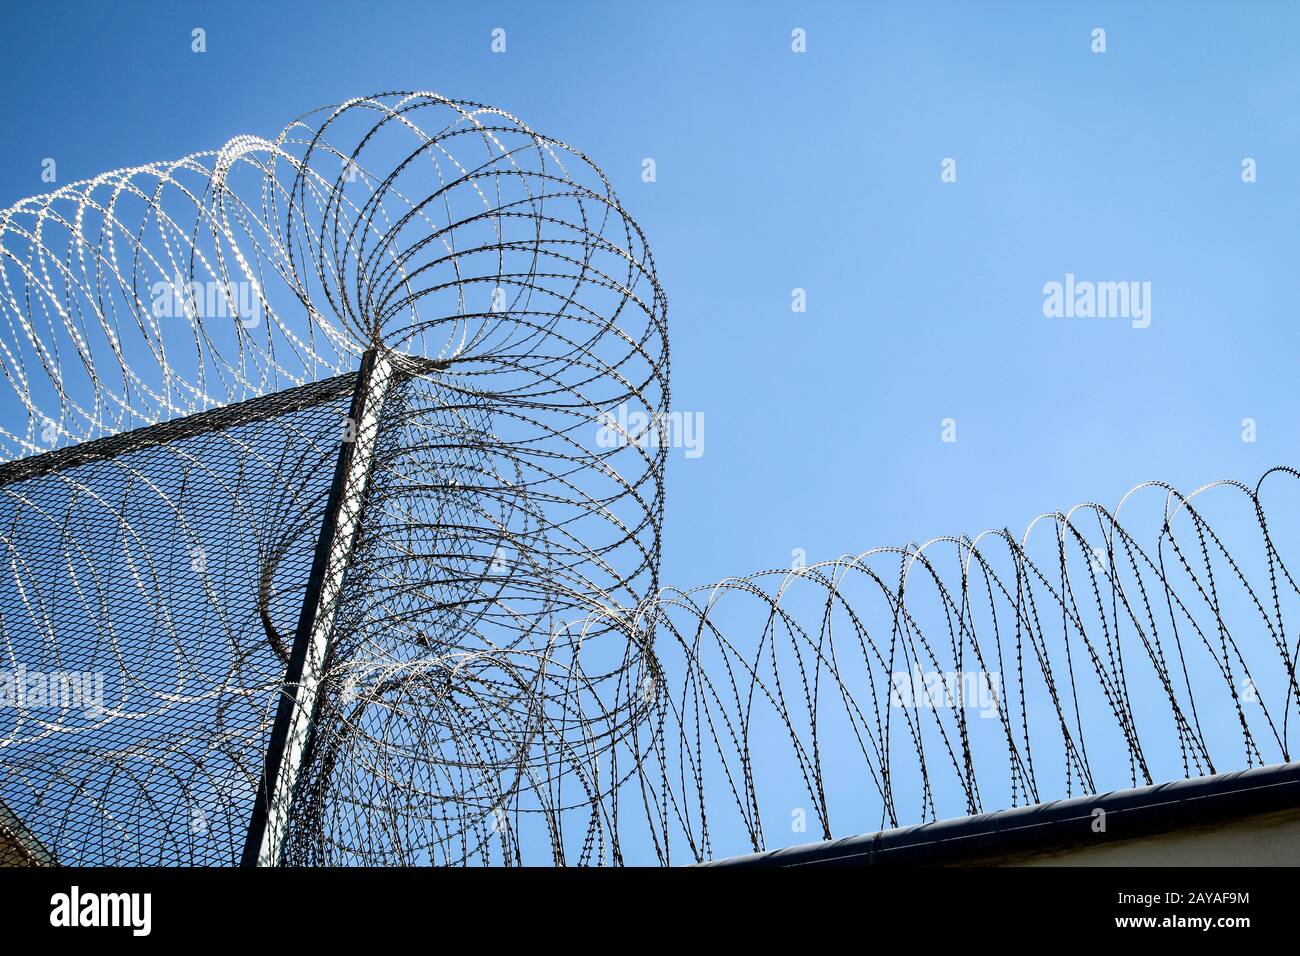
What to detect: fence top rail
<box><xmin>0</xmin><ymin>372</ymin><xmax>362</xmax><ymax>488</ymax></box>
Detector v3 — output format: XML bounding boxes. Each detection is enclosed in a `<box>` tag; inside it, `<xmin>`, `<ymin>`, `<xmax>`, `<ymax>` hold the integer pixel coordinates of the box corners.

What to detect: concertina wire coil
<box><xmin>0</xmin><ymin>92</ymin><xmax>1296</xmax><ymax>866</ymax></box>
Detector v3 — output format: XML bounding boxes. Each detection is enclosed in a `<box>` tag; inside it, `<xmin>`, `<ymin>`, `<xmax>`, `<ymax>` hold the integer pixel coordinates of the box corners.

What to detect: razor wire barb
<box><xmin>0</xmin><ymin>92</ymin><xmax>1297</xmax><ymax>866</ymax></box>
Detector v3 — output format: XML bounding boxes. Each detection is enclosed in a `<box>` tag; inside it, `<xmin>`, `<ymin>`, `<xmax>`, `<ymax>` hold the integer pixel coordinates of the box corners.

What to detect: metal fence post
<box><xmin>241</xmin><ymin>347</ymin><xmax>395</xmax><ymax>867</ymax></box>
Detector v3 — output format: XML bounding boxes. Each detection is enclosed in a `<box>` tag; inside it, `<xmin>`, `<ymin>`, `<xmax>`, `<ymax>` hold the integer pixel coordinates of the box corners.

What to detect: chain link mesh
<box><xmin>0</xmin><ymin>376</ymin><xmax>353</xmax><ymax>864</ymax></box>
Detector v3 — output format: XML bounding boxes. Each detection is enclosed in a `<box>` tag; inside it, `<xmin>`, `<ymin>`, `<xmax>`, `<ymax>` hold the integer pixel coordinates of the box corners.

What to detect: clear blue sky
<box><xmin>0</xmin><ymin>0</ymin><xmax>1294</xmax><ymax>586</ymax></box>
<box><xmin>2</xmin><ymin>0</ymin><xmax>1298</xmax><ymax>858</ymax></box>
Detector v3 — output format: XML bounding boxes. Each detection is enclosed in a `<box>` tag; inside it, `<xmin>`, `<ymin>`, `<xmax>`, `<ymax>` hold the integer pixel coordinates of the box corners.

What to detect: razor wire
<box><xmin>0</xmin><ymin>92</ymin><xmax>1295</xmax><ymax>867</ymax></box>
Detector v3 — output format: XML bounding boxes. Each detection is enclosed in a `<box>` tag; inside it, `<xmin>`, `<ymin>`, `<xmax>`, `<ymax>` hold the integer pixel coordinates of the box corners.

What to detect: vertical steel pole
<box><xmin>241</xmin><ymin>347</ymin><xmax>395</xmax><ymax>867</ymax></box>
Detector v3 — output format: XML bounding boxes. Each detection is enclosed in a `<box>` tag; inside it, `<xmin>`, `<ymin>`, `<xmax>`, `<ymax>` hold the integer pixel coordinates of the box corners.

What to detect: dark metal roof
<box><xmin>703</xmin><ymin>761</ymin><xmax>1300</xmax><ymax>866</ymax></box>
<box><xmin>0</xmin><ymin>797</ymin><xmax>55</xmax><ymax>867</ymax></box>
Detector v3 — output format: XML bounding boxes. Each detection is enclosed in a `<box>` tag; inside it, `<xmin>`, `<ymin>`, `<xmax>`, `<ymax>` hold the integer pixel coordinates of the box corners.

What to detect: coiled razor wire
<box><xmin>0</xmin><ymin>92</ymin><xmax>1296</xmax><ymax>866</ymax></box>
